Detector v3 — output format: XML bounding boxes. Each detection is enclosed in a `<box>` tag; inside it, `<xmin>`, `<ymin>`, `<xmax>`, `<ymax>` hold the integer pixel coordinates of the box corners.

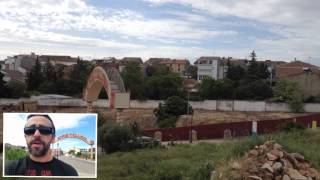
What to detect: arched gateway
<box><xmin>83</xmin><ymin>66</ymin><xmax>130</xmax><ymax>111</ymax></box>
<box><xmin>54</xmin><ymin>133</ymin><xmax>95</xmax><ymax>160</ymax></box>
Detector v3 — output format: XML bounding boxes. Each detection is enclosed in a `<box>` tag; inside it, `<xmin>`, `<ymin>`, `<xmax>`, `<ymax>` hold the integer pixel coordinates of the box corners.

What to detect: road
<box><xmin>58</xmin><ymin>156</ymin><xmax>96</xmax><ymax>177</ymax></box>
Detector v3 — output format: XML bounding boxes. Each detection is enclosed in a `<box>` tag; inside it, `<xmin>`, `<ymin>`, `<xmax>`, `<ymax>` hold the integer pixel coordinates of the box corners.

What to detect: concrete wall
<box><xmin>265</xmin><ymin>102</ymin><xmax>289</xmax><ymax>112</ymax></box>
<box><xmin>190</xmin><ymin>100</ymin><xmax>217</xmax><ymax>111</ymax></box>
<box><xmin>217</xmin><ymin>100</ymin><xmax>233</xmax><ymax>111</ymax></box>
<box><xmin>304</xmin><ymin>103</ymin><xmax>320</xmax><ymax>112</ymax></box>
<box><xmin>1</xmin><ymin>98</ymin><xmax>319</xmax><ymax>112</ymax></box>
<box><xmin>234</xmin><ymin>101</ymin><xmax>266</xmax><ymax>112</ymax></box>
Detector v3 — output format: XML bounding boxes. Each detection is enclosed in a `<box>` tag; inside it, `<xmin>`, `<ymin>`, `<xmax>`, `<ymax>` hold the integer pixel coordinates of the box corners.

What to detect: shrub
<box><xmin>191</xmin><ymin>163</ymin><xmax>214</xmax><ymax>180</ymax></box>
<box><xmin>280</xmin><ymin>122</ymin><xmax>305</xmax><ymax>132</ymax></box>
<box><xmin>154</xmin><ymin>96</ymin><xmax>193</xmax><ymax>128</ymax></box>
<box><xmin>5</xmin><ymin>147</ymin><xmax>28</xmax><ymax>161</ymax></box>
<box><xmin>98</xmin><ymin>122</ymin><xmax>135</xmax><ymax>154</ymax></box>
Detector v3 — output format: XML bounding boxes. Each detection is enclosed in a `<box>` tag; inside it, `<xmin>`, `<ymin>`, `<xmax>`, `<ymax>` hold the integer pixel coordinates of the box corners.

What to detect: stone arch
<box><xmin>83</xmin><ymin>66</ymin><xmax>129</xmax><ymax>110</ymax></box>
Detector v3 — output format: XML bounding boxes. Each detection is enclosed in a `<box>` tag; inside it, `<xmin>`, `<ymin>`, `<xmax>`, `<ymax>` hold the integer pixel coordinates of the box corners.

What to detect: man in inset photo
<box><xmin>5</xmin><ymin>114</ymin><xmax>78</xmax><ymax>176</ymax></box>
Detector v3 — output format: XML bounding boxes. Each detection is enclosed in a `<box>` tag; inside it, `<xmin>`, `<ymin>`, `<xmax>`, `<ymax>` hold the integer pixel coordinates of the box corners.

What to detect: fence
<box><xmin>143</xmin><ymin>113</ymin><xmax>320</xmax><ymax>141</ymax></box>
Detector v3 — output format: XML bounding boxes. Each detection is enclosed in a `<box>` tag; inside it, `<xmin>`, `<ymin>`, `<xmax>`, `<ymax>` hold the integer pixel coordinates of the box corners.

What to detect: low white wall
<box><xmin>190</xmin><ymin>100</ymin><xmax>217</xmax><ymax>110</ymax></box>
<box><xmin>217</xmin><ymin>100</ymin><xmax>233</xmax><ymax>111</ymax></box>
<box><xmin>304</xmin><ymin>103</ymin><xmax>320</xmax><ymax>112</ymax></box>
<box><xmin>265</xmin><ymin>102</ymin><xmax>290</xmax><ymax>112</ymax></box>
<box><xmin>234</xmin><ymin>101</ymin><xmax>266</xmax><ymax>112</ymax></box>
<box><xmin>130</xmin><ymin>100</ymin><xmax>162</xmax><ymax>109</ymax></box>
<box><xmin>0</xmin><ymin>99</ymin><xmax>19</xmax><ymax>105</ymax></box>
<box><xmin>1</xmin><ymin>98</ymin><xmax>319</xmax><ymax>112</ymax></box>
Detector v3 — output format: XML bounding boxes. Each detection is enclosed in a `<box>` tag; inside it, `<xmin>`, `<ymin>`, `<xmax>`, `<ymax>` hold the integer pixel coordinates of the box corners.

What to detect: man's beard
<box><xmin>27</xmin><ymin>138</ymin><xmax>51</xmax><ymax>157</ymax></box>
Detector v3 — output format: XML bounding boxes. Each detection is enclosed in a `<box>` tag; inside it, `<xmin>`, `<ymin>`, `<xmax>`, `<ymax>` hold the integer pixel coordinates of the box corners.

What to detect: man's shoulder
<box><xmin>5</xmin><ymin>156</ymin><xmax>28</xmax><ymax>175</ymax></box>
<box><xmin>52</xmin><ymin>157</ymin><xmax>78</xmax><ymax>176</ymax></box>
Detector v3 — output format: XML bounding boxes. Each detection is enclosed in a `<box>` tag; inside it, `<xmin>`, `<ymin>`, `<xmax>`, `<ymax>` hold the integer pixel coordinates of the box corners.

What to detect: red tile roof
<box><xmin>159</xmin><ymin>59</ymin><xmax>189</xmax><ymax>65</ymax></box>
<box><xmin>276</xmin><ymin>60</ymin><xmax>320</xmax><ymax>78</ymax></box>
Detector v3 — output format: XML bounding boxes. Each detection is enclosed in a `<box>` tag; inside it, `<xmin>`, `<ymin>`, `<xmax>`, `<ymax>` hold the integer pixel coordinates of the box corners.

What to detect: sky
<box><xmin>3</xmin><ymin>113</ymin><xmax>97</xmax><ymax>152</ymax></box>
<box><xmin>0</xmin><ymin>0</ymin><xmax>320</xmax><ymax>66</ymax></box>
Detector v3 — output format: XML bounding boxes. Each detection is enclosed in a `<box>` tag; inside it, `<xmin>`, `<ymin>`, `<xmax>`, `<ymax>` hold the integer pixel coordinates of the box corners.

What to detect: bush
<box><xmin>98</xmin><ymin>122</ymin><xmax>135</xmax><ymax>154</ymax></box>
<box><xmin>191</xmin><ymin>163</ymin><xmax>214</xmax><ymax>180</ymax></box>
<box><xmin>280</xmin><ymin>122</ymin><xmax>305</xmax><ymax>132</ymax></box>
<box><xmin>154</xmin><ymin>96</ymin><xmax>193</xmax><ymax>128</ymax></box>
<box><xmin>5</xmin><ymin>147</ymin><xmax>28</xmax><ymax>161</ymax></box>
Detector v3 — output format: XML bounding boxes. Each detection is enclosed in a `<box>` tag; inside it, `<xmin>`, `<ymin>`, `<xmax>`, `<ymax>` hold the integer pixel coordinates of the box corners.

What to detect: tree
<box><xmin>233</xmin><ymin>80</ymin><xmax>273</xmax><ymax>100</ymax></box>
<box><xmin>145</xmin><ymin>69</ymin><xmax>183</xmax><ymax>100</ymax></box>
<box><xmin>154</xmin><ymin>96</ymin><xmax>192</xmax><ymax>128</ymax></box>
<box><xmin>247</xmin><ymin>51</ymin><xmax>269</xmax><ymax>80</ymax></box>
<box><xmin>0</xmin><ymin>71</ymin><xmax>9</xmax><ymax>97</ymax></box>
<box><xmin>226</xmin><ymin>61</ymin><xmax>246</xmax><ymax>82</ymax></box>
<box><xmin>6</xmin><ymin>80</ymin><xmax>28</xmax><ymax>98</ymax></box>
<box><xmin>98</xmin><ymin>122</ymin><xmax>135</xmax><ymax>154</ymax></box>
<box><xmin>26</xmin><ymin>57</ymin><xmax>44</xmax><ymax>90</ymax></box>
<box><xmin>199</xmin><ymin>78</ymin><xmax>235</xmax><ymax>100</ymax></box>
<box><xmin>66</xmin><ymin>59</ymin><xmax>93</xmax><ymax>96</ymax></box>
<box><xmin>273</xmin><ymin>79</ymin><xmax>304</xmax><ymax>112</ymax></box>
<box><xmin>186</xmin><ymin>65</ymin><xmax>198</xmax><ymax>80</ymax></box>
<box><xmin>121</xmin><ymin>62</ymin><xmax>145</xmax><ymax>100</ymax></box>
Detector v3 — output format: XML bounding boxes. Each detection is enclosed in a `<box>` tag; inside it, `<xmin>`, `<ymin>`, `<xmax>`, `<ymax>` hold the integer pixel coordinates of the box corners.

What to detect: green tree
<box><xmin>0</xmin><ymin>71</ymin><xmax>9</xmax><ymax>97</ymax></box>
<box><xmin>6</xmin><ymin>80</ymin><xmax>28</xmax><ymax>98</ymax></box>
<box><xmin>145</xmin><ymin>69</ymin><xmax>183</xmax><ymax>100</ymax></box>
<box><xmin>98</xmin><ymin>122</ymin><xmax>135</xmax><ymax>154</ymax></box>
<box><xmin>121</xmin><ymin>62</ymin><xmax>145</xmax><ymax>100</ymax></box>
<box><xmin>27</xmin><ymin>57</ymin><xmax>44</xmax><ymax>90</ymax></box>
<box><xmin>154</xmin><ymin>96</ymin><xmax>192</xmax><ymax>128</ymax></box>
<box><xmin>234</xmin><ymin>80</ymin><xmax>273</xmax><ymax>100</ymax></box>
<box><xmin>247</xmin><ymin>51</ymin><xmax>269</xmax><ymax>80</ymax></box>
<box><xmin>186</xmin><ymin>65</ymin><xmax>198</xmax><ymax>80</ymax></box>
<box><xmin>66</xmin><ymin>59</ymin><xmax>93</xmax><ymax>96</ymax></box>
<box><xmin>199</xmin><ymin>78</ymin><xmax>235</xmax><ymax>100</ymax></box>
<box><xmin>273</xmin><ymin>79</ymin><xmax>304</xmax><ymax>112</ymax></box>
<box><xmin>226</xmin><ymin>60</ymin><xmax>246</xmax><ymax>82</ymax></box>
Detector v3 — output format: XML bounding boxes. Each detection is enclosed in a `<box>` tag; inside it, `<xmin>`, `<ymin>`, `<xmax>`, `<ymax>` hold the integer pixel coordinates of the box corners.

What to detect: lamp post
<box><xmin>267</xmin><ymin>66</ymin><xmax>273</xmax><ymax>87</ymax></box>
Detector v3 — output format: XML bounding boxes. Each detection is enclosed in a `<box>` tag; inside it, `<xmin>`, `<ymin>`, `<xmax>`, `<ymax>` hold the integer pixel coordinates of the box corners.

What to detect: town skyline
<box><xmin>1</xmin><ymin>0</ymin><xmax>320</xmax><ymax>66</ymax></box>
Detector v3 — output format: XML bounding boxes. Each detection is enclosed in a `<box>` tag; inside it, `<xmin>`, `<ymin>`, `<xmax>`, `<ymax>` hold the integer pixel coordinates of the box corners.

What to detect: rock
<box><xmin>261</xmin><ymin>163</ymin><xmax>274</xmax><ymax>173</ymax></box>
<box><xmin>270</xmin><ymin>149</ymin><xmax>284</xmax><ymax>158</ymax></box>
<box><xmin>282</xmin><ymin>174</ymin><xmax>291</xmax><ymax>180</ymax></box>
<box><xmin>249</xmin><ymin>149</ymin><xmax>259</xmax><ymax>157</ymax></box>
<box><xmin>286</xmin><ymin>168</ymin><xmax>308</xmax><ymax>180</ymax></box>
<box><xmin>267</xmin><ymin>153</ymin><xmax>278</xmax><ymax>161</ymax></box>
<box><xmin>273</xmin><ymin>143</ymin><xmax>283</xmax><ymax>150</ymax></box>
<box><xmin>281</xmin><ymin>159</ymin><xmax>293</xmax><ymax>169</ymax></box>
<box><xmin>283</xmin><ymin>152</ymin><xmax>299</xmax><ymax>169</ymax></box>
<box><xmin>232</xmin><ymin>162</ymin><xmax>241</xmax><ymax>170</ymax></box>
<box><xmin>291</xmin><ymin>153</ymin><xmax>305</xmax><ymax>162</ymax></box>
<box><xmin>248</xmin><ymin>175</ymin><xmax>263</xmax><ymax>180</ymax></box>
<box><xmin>272</xmin><ymin>162</ymin><xmax>283</xmax><ymax>172</ymax></box>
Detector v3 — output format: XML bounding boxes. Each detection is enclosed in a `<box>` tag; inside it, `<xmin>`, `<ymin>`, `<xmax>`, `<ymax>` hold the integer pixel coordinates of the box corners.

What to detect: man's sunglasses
<box><xmin>24</xmin><ymin>125</ymin><xmax>54</xmax><ymax>135</ymax></box>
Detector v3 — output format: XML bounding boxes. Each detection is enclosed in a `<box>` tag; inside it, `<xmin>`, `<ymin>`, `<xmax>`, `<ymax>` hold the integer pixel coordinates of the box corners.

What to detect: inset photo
<box><xmin>2</xmin><ymin>113</ymin><xmax>97</xmax><ymax>178</ymax></box>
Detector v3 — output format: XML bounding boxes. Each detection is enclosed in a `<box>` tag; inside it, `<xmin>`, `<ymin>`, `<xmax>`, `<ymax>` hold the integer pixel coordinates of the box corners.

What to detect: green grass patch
<box><xmin>1</xmin><ymin>129</ymin><xmax>319</xmax><ymax>180</ymax></box>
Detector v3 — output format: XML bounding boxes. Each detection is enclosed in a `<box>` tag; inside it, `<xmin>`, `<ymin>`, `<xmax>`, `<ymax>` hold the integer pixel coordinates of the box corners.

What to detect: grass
<box><xmin>1</xmin><ymin>129</ymin><xmax>319</xmax><ymax>179</ymax></box>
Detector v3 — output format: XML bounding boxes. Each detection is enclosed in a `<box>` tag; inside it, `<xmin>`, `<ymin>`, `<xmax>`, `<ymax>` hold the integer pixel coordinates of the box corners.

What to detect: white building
<box><xmin>195</xmin><ymin>56</ymin><xmax>227</xmax><ymax>81</ymax></box>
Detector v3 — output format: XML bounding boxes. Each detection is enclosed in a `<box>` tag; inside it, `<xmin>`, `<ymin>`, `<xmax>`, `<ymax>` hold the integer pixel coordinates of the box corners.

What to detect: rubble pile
<box><xmin>231</xmin><ymin>141</ymin><xmax>320</xmax><ymax>180</ymax></box>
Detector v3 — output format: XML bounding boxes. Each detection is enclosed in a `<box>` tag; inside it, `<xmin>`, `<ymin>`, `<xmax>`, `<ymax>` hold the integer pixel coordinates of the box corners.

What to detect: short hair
<box><xmin>26</xmin><ymin>114</ymin><xmax>56</xmax><ymax>135</ymax></box>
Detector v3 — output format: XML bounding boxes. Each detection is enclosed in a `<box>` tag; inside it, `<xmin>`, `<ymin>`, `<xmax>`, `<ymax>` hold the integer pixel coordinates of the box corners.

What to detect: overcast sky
<box><xmin>0</xmin><ymin>0</ymin><xmax>319</xmax><ymax>66</ymax></box>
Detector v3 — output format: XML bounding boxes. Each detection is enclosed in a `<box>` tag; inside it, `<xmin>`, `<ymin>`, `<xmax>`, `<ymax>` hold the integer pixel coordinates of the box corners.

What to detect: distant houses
<box><xmin>1</xmin><ymin>52</ymin><xmax>320</xmax><ymax>99</ymax></box>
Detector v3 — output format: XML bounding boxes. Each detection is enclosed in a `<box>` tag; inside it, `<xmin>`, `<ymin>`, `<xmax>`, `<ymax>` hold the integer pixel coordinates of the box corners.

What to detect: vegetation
<box><xmin>273</xmin><ymin>79</ymin><xmax>304</xmax><ymax>112</ymax></box>
<box><xmin>100</xmin><ymin>129</ymin><xmax>318</xmax><ymax>180</ymax></box>
<box><xmin>154</xmin><ymin>96</ymin><xmax>192</xmax><ymax>128</ymax></box>
<box><xmin>5</xmin><ymin>147</ymin><xmax>28</xmax><ymax>161</ymax></box>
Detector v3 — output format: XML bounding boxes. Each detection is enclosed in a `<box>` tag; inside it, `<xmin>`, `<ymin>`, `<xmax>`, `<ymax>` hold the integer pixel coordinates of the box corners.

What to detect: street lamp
<box><xmin>267</xmin><ymin>66</ymin><xmax>273</xmax><ymax>87</ymax></box>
